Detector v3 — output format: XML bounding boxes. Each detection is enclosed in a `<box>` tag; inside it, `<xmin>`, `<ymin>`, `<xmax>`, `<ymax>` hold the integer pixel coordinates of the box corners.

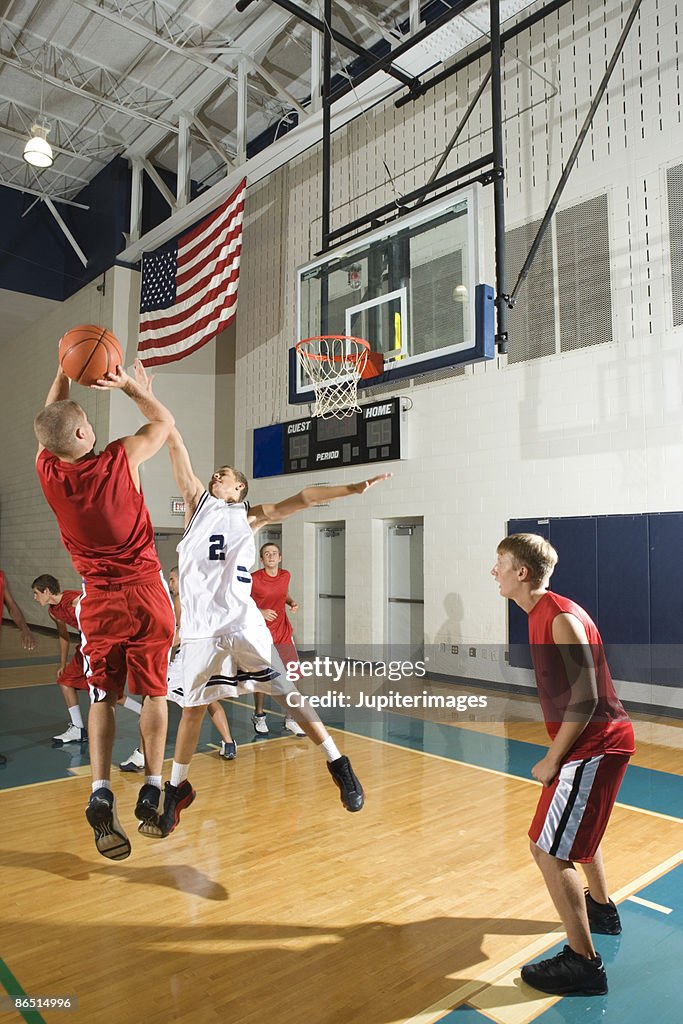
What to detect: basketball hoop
<box><xmin>296</xmin><ymin>335</ymin><xmax>382</xmax><ymax>419</ymax></box>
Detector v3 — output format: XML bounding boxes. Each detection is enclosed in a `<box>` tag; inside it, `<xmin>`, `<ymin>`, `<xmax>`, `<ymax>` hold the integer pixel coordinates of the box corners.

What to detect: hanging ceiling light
<box><xmin>23</xmin><ymin>45</ymin><xmax>53</xmax><ymax>169</ymax></box>
<box><xmin>24</xmin><ymin>122</ymin><xmax>53</xmax><ymax>167</ymax></box>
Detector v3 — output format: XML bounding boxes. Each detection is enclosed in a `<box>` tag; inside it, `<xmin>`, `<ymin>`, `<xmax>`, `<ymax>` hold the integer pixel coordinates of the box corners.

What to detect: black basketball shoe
<box><xmin>159</xmin><ymin>780</ymin><xmax>196</xmax><ymax>836</ymax></box>
<box><xmin>134</xmin><ymin>783</ymin><xmax>161</xmax><ymax>827</ymax></box>
<box><xmin>521</xmin><ymin>945</ymin><xmax>608</xmax><ymax>995</ymax></box>
<box><xmin>327</xmin><ymin>755</ymin><xmax>364</xmax><ymax>812</ymax></box>
<box><xmin>85</xmin><ymin>788</ymin><xmax>131</xmax><ymax>861</ymax></box>
<box><xmin>585</xmin><ymin>890</ymin><xmax>622</xmax><ymax>934</ymax></box>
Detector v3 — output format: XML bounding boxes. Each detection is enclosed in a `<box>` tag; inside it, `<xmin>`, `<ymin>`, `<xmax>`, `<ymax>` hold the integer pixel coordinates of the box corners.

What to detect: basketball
<box><xmin>58</xmin><ymin>325</ymin><xmax>123</xmax><ymax>386</ymax></box>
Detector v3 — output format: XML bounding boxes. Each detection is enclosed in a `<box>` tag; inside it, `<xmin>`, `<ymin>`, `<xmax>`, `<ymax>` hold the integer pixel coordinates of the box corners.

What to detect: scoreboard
<box><xmin>253</xmin><ymin>398</ymin><xmax>403</xmax><ymax>478</ymax></box>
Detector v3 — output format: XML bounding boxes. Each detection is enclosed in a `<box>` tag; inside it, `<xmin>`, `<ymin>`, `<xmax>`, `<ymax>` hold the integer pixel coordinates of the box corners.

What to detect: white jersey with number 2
<box><xmin>176</xmin><ymin>491</ymin><xmax>264</xmax><ymax>639</ymax></box>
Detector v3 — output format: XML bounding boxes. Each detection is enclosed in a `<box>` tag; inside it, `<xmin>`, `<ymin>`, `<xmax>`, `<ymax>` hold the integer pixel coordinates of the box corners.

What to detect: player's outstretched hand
<box><xmin>352</xmin><ymin>472</ymin><xmax>392</xmax><ymax>495</ymax></box>
<box><xmin>261</xmin><ymin>608</ymin><xmax>278</xmax><ymax>622</ymax></box>
<box><xmin>133</xmin><ymin>358</ymin><xmax>155</xmax><ymax>394</ymax></box>
<box><xmin>91</xmin><ymin>364</ymin><xmax>130</xmax><ymax>390</ymax></box>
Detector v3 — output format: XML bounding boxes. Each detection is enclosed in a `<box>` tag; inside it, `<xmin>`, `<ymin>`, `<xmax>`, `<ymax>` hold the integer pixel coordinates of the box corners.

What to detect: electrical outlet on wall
<box><xmin>469</xmin><ymin>647</ymin><xmax>477</xmax><ymax>657</ymax></box>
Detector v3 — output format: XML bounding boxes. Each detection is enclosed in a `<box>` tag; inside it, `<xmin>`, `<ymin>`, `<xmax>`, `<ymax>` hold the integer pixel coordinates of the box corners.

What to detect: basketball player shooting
<box><xmin>34</xmin><ymin>356</ymin><xmax>176</xmax><ymax>861</ymax></box>
<box><xmin>143</xmin><ymin>412</ymin><xmax>389</xmax><ymax>838</ymax></box>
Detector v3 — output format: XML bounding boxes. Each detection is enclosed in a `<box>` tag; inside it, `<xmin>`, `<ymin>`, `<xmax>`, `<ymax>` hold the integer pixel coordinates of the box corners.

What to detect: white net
<box><xmin>296</xmin><ymin>336</ymin><xmax>369</xmax><ymax>419</ymax></box>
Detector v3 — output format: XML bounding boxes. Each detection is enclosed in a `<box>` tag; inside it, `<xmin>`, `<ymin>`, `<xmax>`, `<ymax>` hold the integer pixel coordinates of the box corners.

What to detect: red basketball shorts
<box><xmin>57</xmin><ymin>647</ymin><xmax>88</xmax><ymax>691</ymax></box>
<box><xmin>529</xmin><ymin>752</ymin><xmax>630</xmax><ymax>863</ymax></box>
<box><xmin>78</xmin><ymin>576</ymin><xmax>175</xmax><ymax>700</ymax></box>
<box><xmin>275</xmin><ymin>640</ymin><xmax>299</xmax><ymax>679</ymax></box>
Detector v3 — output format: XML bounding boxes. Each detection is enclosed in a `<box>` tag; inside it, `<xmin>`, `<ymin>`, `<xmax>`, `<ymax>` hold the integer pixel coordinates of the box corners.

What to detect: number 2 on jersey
<box><xmin>209</xmin><ymin>534</ymin><xmax>226</xmax><ymax>560</ymax></box>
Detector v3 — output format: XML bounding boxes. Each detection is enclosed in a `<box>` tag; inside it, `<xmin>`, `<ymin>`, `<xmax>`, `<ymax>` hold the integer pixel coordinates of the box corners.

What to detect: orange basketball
<box><xmin>58</xmin><ymin>325</ymin><xmax>123</xmax><ymax>386</ymax></box>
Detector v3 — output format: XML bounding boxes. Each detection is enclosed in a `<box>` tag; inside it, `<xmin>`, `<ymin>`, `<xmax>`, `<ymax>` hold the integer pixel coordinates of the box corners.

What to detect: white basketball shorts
<box><xmin>167</xmin><ymin>625</ymin><xmax>297</xmax><ymax>708</ymax></box>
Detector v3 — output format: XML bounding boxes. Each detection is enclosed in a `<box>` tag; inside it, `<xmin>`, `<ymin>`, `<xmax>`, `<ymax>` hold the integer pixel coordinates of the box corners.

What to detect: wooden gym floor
<box><xmin>1</xmin><ymin>626</ymin><xmax>682</xmax><ymax>1024</ymax></box>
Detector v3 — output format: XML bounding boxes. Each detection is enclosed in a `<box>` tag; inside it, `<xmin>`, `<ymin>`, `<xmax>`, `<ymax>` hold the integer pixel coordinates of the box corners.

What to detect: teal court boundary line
<box><xmin>0</xmin><ymin>958</ymin><xmax>48</xmax><ymax>1024</ymax></box>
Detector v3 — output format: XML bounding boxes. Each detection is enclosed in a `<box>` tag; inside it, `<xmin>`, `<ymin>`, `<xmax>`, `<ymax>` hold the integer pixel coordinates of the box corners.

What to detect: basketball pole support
<box><xmin>489</xmin><ymin>0</ymin><xmax>508</xmax><ymax>355</ymax></box>
<box><xmin>509</xmin><ymin>0</ymin><xmax>645</xmax><ymax>307</ymax></box>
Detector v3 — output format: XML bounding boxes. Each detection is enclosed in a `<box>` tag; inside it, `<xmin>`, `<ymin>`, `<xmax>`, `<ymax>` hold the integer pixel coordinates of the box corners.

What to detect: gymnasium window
<box><xmin>505</xmin><ymin>194</ymin><xmax>613</xmax><ymax>363</ymax></box>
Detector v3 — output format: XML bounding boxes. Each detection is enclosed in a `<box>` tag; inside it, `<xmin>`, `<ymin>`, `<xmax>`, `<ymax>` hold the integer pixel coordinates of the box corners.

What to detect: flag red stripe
<box><xmin>178</xmin><ymin>202</ymin><xmax>244</xmax><ymax>275</ymax></box>
<box><xmin>139</xmin><ymin>306</ymin><xmax>238</xmax><ymax>365</ymax></box>
<box><xmin>179</xmin><ymin>180</ymin><xmax>245</xmax><ymax>248</ymax></box>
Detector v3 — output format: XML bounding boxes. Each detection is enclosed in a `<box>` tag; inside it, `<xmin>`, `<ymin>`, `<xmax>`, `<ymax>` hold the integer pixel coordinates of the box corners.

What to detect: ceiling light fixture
<box><xmin>23</xmin><ymin>46</ymin><xmax>53</xmax><ymax>169</ymax></box>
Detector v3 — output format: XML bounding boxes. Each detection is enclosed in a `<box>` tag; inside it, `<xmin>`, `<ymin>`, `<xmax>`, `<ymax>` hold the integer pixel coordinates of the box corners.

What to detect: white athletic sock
<box><xmin>145</xmin><ymin>775</ymin><xmax>161</xmax><ymax>790</ymax></box>
<box><xmin>92</xmin><ymin>779</ymin><xmax>111</xmax><ymax>794</ymax></box>
<box><xmin>170</xmin><ymin>761</ymin><xmax>190</xmax><ymax>787</ymax></box>
<box><xmin>122</xmin><ymin>696</ymin><xmax>142</xmax><ymax>715</ymax></box>
<box><xmin>320</xmin><ymin>737</ymin><xmax>341</xmax><ymax>762</ymax></box>
<box><xmin>68</xmin><ymin>705</ymin><xmax>84</xmax><ymax>729</ymax></box>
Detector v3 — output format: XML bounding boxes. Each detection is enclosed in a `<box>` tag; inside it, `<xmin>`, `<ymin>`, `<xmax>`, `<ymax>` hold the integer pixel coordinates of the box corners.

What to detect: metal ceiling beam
<box><xmin>122</xmin><ymin>4</ymin><xmax>296</xmax><ymax>161</ymax></box>
<box><xmin>0</xmin><ymin>25</ymin><xmax>180</xmax><ymax>132</ymax></box>
<box><xmin>237</xmin><ymin>0</ymin><xmax>416</xmax><ymax>88</ymax></box>
<box><xmin>245</xmin><ymin>56</ymin><xmax>307</xmax><ymax>116</ymax></box>
<box><xmin>0</xmin><ymin>93</ymin><xmax>124</xmax><ymax>156</ymax></box>
<box><xmin>73</xmin><ymin>0</ymin><xmax>238</xmax><ymax>81</ymax></box>
<box><xmin>0</xmin><ymin>177</ymin><xmax>89</xmax><ymax>208</ymax></box>
<box><xmin>190</xmin><ymin>115</ymin><xmax>236</xmax><ymax>168</ymax></box>
<box><xmin>140</xmin><ymin>157</ymin><xmax>178</xmax><ymax>211</ymax></box>
<box><xmin>44</xmin><ymin>197</ymin><xmax>88</xmax><ymax>266</ymax></box>
<box><xmin>334</xmin><ymin>0</ymin><xmax>401</xmax><ymax>45</ymax></box>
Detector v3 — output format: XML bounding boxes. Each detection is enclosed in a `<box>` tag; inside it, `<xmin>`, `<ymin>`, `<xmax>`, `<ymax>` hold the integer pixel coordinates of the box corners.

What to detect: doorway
<box><xmin>316</xmin><ymin>524</ymin><xmax>345</xmax><ymax>656</ymax></box>
<box><xmin>386</xmin><ymin>520</ymin><xmax>424</xmax><ymax>661</ymax></box>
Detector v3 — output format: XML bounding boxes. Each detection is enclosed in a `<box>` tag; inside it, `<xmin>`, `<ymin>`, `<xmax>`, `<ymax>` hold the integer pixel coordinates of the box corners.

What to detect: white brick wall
<box><xmin>230</xmin><ymin>0</ymin><xmax>683</xmax><ymax>710</ymax></box>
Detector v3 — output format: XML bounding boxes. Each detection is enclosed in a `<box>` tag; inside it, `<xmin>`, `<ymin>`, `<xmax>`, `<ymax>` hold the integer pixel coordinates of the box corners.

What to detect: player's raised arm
<box><xmin>95</xmin><ymin>359</ymin><xmax>175</xmax><ymax>470</ymax></box>
<box><xmin>36</xmin><ymin>365</ymin><xmax>72</xmax><ymax>458</ymax></box>
<box><xmin>248</xmin><ymin>473</ymin><xmax>391</xmax><ymax>529</ymax></box>
<box><xmin>166</xmin><ymin>428</ymin><xmax>205</xmax><ymax>518</ymax></box>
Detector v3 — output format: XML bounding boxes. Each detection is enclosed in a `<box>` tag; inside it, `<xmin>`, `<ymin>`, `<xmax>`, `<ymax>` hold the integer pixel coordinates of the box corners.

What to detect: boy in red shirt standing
<box><xmin>34</xmin><ymin>358</ymin><xmax>176</xmax><ymax>861</ymax></box>
<box><xmin>250</xmin><ymin>542</ymin><xmax>305</xmax><ymax>736</ymax></box>
<box><xmin>492</xmin><ymin>533</ymin><xmax>634</xmax><ymax>996</ymax></box>
<box><xmin>31</xmin><ymin>574</ymin><xmax>88</xmax><ymax>744</ymax></box>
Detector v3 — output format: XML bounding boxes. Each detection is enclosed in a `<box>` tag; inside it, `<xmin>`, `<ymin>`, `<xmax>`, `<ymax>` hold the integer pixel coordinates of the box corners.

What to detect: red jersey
<box><xmin>250</xmin><ymin>568</ymin><xmax>294</xmax><ymax>645</ymax></box>
<box><xmin>528</xmin><ymin>591</ymin><xmax>635</xmax><ymax>759</ymax></box>
<box><xmin>36</xmin><ymin>441</ymin><xmax>160</xmax><ymax>584</ymax></box>
<box><xmin>48</xmin><ymin>590</ymin><xmax>80</xmax><ymax>630</ymax></box>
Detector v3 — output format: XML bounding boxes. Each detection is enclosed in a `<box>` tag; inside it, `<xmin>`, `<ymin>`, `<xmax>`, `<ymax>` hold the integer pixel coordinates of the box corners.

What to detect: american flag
<box><xmin>137</xmin><ymin>177</ymin><xmax>246</xmax><ymax>367</ymax></box>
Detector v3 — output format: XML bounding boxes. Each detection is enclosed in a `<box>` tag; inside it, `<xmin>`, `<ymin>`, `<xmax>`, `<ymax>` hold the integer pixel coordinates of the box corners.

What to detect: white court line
<box><xmin>627</xmin><ymin>894</ymin><xmax>673</xmax><ymax>915</ymax></box>
<box><xmin>331</xmin><ymin>729</ymin><xmax>683</xmax><ymax>822</ymax></box>
<box><xmin>403</xmin><ymin>849</ymin><xmax>683</xmax><ymax>1024</ymax></box>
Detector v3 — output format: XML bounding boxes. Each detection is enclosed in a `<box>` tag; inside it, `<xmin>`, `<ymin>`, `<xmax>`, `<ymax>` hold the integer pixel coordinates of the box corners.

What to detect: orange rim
<box><xmin>296</xmin><ymin>335</ymin><xmax>370</xmax><ymax>364</ymax></box>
